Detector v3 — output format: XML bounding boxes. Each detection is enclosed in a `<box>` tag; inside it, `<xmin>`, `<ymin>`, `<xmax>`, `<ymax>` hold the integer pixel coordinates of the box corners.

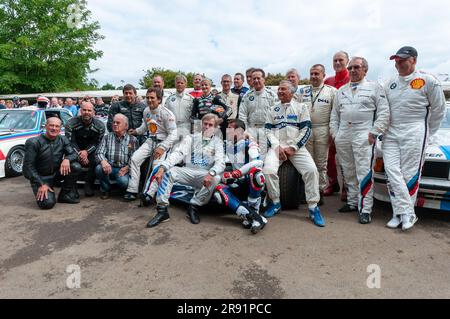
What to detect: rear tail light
<box><xmin>0</xmin><ymin>150</ymin><xmax>5</xmax><ymax>161</ymax></box>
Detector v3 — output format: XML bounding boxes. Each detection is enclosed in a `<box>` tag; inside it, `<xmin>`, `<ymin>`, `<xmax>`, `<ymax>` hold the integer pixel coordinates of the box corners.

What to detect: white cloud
<box><xmin>87</xmin><ymin>0</ymin><xmax>450</xmax><ymax>87</ymax></box>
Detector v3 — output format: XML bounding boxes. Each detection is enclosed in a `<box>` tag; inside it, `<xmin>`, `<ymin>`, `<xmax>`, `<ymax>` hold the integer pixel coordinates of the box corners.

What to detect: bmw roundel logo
<box><xmin>390</xmin><ymin>83</ymin><xmax>397</xmax><ymax>90</ymax></box>
<box><xmin>171</xmin><ymin>97</ymin><xmax>176</xmax><ymax>102</ymax></box>
<box><xmin>249</xmin><ymin>96</ymin><xmax>255</xmax><ymax>101</ymax></box>
<box><xmin>274</xmin><ymin>107</ymin><xmax>280</xmax><ymax>112</ymax></box>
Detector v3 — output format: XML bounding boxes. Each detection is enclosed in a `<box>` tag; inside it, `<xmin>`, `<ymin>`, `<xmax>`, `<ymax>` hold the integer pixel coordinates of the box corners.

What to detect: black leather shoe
<box><xmin>57</xmin><ymin>192</ymin><xmax>80</xmax><ymax>204</ymax></box>
<box><xmin>139</xmin><ymin>193</ymin><xmax>154</xmax><ymax>207</ymax></box>
<box><xmin>84</xmin><ymin>182</ymin><xmax>94</xmax><ymax>197</ymax></box>
<box><xmin>147</xmin><ymin>206</ymin><xmax>170</xmax><ymax>228</ymax></box>
<box><xmin>123</xmin><ymin>192</ymin><xmax>137</xmax><ymax>202</ymax></box>
<box><xmin>338</xmin><ymin>203</ymin><xmax>358</xmax><ymax>213</ymax></box>
<box><xmin>100</xmin><ymin>191</ymin><xmax>110</xmax><ymax>200</ymax></box>
<box><xmin>70</xmin><ymin>186</ymin><xmax>80</xmax><ymax>199</ymax></box>
<box><xmin>187</xmin><ymin>204</ymin><xmax>200</xmax><ymax>224</ymax></box>
<box><xmin>359</xmin><ymin>213</ymin><xmax>372</xmax><ymax>224</ymax></box>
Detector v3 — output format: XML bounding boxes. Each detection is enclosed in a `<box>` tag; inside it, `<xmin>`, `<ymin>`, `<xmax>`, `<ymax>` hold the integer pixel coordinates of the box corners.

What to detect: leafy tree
<box><xmin>140</xmin><ymin>67</ymin><xmax>209</xmax><ymax>89</ymax></box>
<box><xmin>101</xmin><ymin>83</ymin><xmax>116</xmax><ymax>90</ymax></box>
<box><xmin>0</xmin><ymin>0</ymin><xmax>104</xmax><ymax>94</ymax></box>
<box><xmin>85</xmin><ymin>78</ymin><xmax>99</xmax><ymax>90</ymax></box>
<box><xmin>265</xmin><ymin>73</ymin><xmax>286</xmax><ymax>86</ymax></box>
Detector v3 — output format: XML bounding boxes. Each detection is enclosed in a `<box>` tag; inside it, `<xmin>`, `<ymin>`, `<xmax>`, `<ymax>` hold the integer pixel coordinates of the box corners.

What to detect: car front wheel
<box><xmin>5</xmin><ymin>145</ymin><xmax>25</xmax><ymax>177</ymax></box>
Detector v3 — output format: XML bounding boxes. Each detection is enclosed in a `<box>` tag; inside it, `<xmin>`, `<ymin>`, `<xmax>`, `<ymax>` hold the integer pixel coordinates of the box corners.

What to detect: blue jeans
<box><xmin>95</xmin><ymin>165</ymin><xmax>129</xmax><ymax>192</ymax></box>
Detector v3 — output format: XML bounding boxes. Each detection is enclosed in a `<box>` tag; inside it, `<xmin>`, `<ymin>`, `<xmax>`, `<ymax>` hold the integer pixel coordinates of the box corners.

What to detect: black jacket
<box><xmin>23</xmin><ymin>135</ymin><xmax>78</xmax><ymax>186</ymax></box>
<box><xmin>95</xmin><ymin>103</ymin><xmax>110</xmax><ymax>117</ymax></box>
<box><xmin>65</xmin><ymin>116</ymin><xmax>105</xmax><ymax>155</ymax></box>
<box><xmin>191</xmin><ymin>94</ymin><xmax>230</xmax><ymax>120</ymax></box>
<box><xmin>107</xmin><ymin>100</ymin><xmax>146</xmax><ymax>131</ymax></box>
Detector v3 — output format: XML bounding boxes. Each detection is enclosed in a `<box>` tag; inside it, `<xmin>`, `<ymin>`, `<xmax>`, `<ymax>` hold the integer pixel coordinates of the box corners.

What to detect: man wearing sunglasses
<box><xmin>330</xmin><ymin>57</ymin><xmax>389</xmax><ymax>224</ymax></box>
<box><xmin>383</xmin><ymin>46</ymin><xmax>446</xmax><ymax>231</ymax></box>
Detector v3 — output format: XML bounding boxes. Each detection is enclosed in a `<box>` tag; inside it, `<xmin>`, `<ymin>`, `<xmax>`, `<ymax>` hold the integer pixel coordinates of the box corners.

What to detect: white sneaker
<box><xmin>386</xmin><ymin>216</ymin><xmax>402</xmax><ymax>229</ymax></box>
<box><xmin>402</xmin><ymin>214</ymin><xmax>418</xmax><ymax>231</ymax></box>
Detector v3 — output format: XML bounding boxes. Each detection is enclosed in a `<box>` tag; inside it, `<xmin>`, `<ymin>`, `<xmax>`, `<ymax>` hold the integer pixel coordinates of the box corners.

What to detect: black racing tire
<box><xmin>5</xmin><ymin>145</ymin><xmax>26</xmax><ymax>177</ymax></box>
<box><xmin>278</xmin><ymin>160</ymin><xmax>302</xmax><ymax>209</ymax></box>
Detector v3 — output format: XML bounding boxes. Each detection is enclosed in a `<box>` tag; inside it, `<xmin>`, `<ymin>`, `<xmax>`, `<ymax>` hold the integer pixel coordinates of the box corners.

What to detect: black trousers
<box><xmin>30</xmin><ymin>162</ymin><xmax>81</xmax><ymax>210</ymax></box>
<box><xmin>78</xmin><ymin>153</ymin><xmax>97</xmax><ymax>184</ymax></box>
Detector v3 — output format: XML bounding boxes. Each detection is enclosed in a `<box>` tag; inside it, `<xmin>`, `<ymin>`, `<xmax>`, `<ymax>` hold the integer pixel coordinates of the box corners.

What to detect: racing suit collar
<box><xmin>312</xmin><ymin>84</ymin><xmax>325</xmax><ymax>91</ymax></box>
<box><xmin>149</xmin><ymin>104</ymin><xmax>161</xmax><ymax>114</ymax></box>
<box><xmin>399</xmin><ymin>71</ymin><xmax>417</xmax><ymax>82</ymax></box>
<box><xmin>350</xmin><ymin>78</ymin><xmax>366</xmax><ymax>87</ymax></box>
<box><xmin>255</xmin><ymin>87</ymin><xmax>265</xmax><ymax>95</ymax></box>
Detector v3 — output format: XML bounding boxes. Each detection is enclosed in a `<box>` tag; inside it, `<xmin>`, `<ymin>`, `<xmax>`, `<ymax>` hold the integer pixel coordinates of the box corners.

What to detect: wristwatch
<box><xmin>209</xmin><ymin>170</ymin><xmax>216</xmax><ymax>177</ymax></box>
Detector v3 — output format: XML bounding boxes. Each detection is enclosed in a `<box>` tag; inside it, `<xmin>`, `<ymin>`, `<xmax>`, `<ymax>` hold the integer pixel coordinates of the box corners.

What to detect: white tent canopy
<box><xmin>1</xmin><ymin>83</ymin><xmax>449</xmax><ymax>100</ymax></box>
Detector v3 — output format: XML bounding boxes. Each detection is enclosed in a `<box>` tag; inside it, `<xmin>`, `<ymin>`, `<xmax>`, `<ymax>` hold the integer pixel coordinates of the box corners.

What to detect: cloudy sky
<box><xmin>87</xmin><ymin>0</ymin><xmax>450</xmax><ymax>87</ymax></box>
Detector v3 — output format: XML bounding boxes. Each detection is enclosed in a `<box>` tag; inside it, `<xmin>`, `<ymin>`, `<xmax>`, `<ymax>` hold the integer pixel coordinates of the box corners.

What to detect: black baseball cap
<box><xmin>390</xmin><ymin>46</ymin><xmax>418</xmax><ymax>60</ymax></box>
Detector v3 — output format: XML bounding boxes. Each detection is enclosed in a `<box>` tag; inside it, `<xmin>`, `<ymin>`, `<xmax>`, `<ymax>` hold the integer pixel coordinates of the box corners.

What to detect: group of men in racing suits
<box><xmin>24</xmin><ymin>46</ymin><xmax>446</xmax><ymax>233</ymax></box>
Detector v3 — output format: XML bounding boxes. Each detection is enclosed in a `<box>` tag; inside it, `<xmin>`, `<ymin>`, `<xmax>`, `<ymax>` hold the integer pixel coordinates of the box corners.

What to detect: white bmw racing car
<box><xmin>0</xmin><ymin>108</ymin><xmax>73</xmax><ymax>178</ymax></box>
<box><xmin>373</xmin><ymin>104</ymin><xmax>450</xmax><ymax>211</ymax></box>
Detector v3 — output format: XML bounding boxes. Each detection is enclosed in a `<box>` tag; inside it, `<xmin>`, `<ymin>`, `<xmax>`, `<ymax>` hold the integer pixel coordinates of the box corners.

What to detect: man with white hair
<box><xmin>96</xmin><ymin>114</ymin><xmax>139</xmax><ymax>199</ymax></box>
<box><xmin>164</xmin><ymin>74</ymin><xmax>194</xmax><ymax>141</ymax></box>
<box><xmin>146</xmin><ymin>114</ymin><xmax>225</xmax><ymax>227</ymax></box>
<box><xmin>263</xmin><ymin>80</ymin><xmax>325</xmax><ymax>227</ymax></box>
<box><xmin>286</xmin><ymin>68</ymin><xmax>303</xmax><ymax>99</ymax></box>
<box><xmin>330</xmin><ymin>56</ymin><xmax>390</xmax><ymax>224</ymax></box>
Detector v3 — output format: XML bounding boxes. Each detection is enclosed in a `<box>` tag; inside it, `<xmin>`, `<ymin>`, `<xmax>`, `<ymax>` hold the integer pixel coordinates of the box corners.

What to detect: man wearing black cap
<box><xmin>383</xmin><ymin>46</ymin><xmax>446</xmax><ymax>231</ymax></box>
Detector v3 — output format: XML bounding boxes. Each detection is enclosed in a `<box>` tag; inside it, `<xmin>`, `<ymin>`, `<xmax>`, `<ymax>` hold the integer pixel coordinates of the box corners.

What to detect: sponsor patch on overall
<box><xmin>410</xmin><ymin>78</ymin><xmax>426</xmax><ymax>90</ymax></box>
<box><xmin>274</xmin><ymin>106</ymin><xmax>280</xmax><ymax>112</ymax></box>
<box><xmin>390</xmin><ymin>82</ymin><xmax>397</xmax><ymax>90</ymax></box>
<box><xmin>287</xmin><ymin>114</ymin><xmax>298</xmax><ymax>121</ymax></box>
<box><xmin>171</xmin><ymin>97</ymin><xmax>176</xmax><ymax>102</ymax></box>
<box><xmin>249</xmin><ymin>96</ymin><xmax>255</xmax><ymax>101</ymax></box>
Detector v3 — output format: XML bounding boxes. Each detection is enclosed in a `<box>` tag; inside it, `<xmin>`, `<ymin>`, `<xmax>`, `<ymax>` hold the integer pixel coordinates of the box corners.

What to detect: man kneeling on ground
<box><xmin>23</xmin><ymin>117</ymin><xmax>81</xmax><ymax>209</ymax></box>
